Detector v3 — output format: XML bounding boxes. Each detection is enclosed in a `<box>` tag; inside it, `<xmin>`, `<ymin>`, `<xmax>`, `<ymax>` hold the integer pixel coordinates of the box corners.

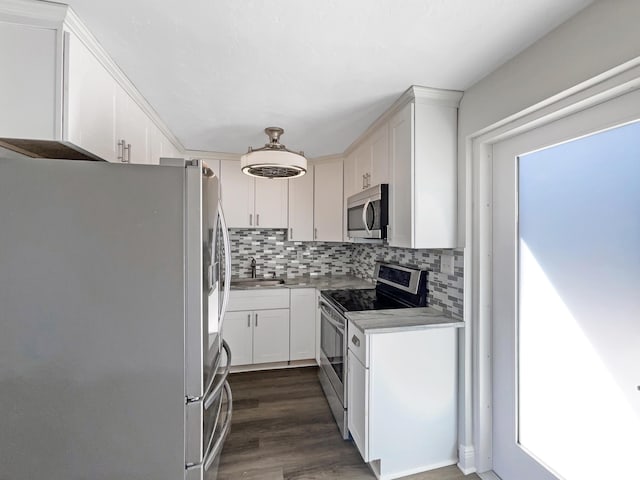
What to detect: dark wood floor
<box><xmin>218</xmin><ymin>367</ymin><xmax>480</xmax><ymax>480</ymax></box>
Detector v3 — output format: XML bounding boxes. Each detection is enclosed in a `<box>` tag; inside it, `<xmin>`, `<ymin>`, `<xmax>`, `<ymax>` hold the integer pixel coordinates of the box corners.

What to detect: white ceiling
<box><xmin>51</xmin><ymin>0</ymin><xmax>593</xmax><ymax>157</ymax></box>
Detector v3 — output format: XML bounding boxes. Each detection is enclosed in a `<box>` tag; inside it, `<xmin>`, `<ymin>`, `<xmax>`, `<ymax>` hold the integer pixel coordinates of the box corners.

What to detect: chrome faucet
<box><xmin>250</xmin><ymin>257</ymin><xmax>257</xmax><ymax>278</ymax></box>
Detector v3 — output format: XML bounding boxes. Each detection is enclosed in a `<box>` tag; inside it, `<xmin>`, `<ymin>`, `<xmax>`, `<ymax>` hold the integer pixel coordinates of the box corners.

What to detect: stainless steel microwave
<box><xmin>346</xmin><ymin>184</ymin><xmax>389</xmax><ymax>240</ymax></box>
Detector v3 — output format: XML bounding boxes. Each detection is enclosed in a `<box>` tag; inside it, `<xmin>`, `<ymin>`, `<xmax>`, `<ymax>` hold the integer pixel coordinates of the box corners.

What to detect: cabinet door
<box><xmin>313</xmin><ymin>159</ymin><xmax>343</xmax><ymax>242</ymax></box>
<box><xmin>253</xmin><ymin>308</ymin><xmax>290</xmax><ymax>364</ymax></box>
<box><xmin>0</xmin><ymin>22</ymin><xmax>57</xmax><ymax>140</ymax></box>
<box><xmin>369</xmin><ymin>125</ymin><xmax>389</xmax><ymax>186</ymax></box>
<box><xmin>348</xmin><ymin>350</ymin><xmax>369</xmax><ymax>461</ymax></box>
<box><xmin>65</xmin><ymin>33</ymin><xmax>117</xmax><ymax>162</ymax></box>
<box><xmin>288</xmin><ymin>169</ymin><xmax>314</xmax><ymax>241</ymax></box>
<box><xmin>388</xmin><ymin>103</ymin><xmax>413</xmax><ymax>248</ymax></box>
<box><xmin>354</xmin><ymin>144</ymin><xmax>371</xmax><ymax>191</ymax></box>
<box><xmin>220</xmin><ymin>160</ymin><xmax>254</xmax><ymax>228</ymax></box>
<box><xmin>254</xmin><ymin>177</ymin><xmax>288</xmax><ymax>228</ymax></box>
<box><xmin>289</xmin><ymin>289</ymin><xmax>316</xmax><ymax>360</ymax></box>
<box><xmin>222</xmin><ymin>311</ymin><xmax>253</xmax><ymax>366</ymax></box>
<box><xmin>115</xmin><ymin>86</ymin><xmax>149</xmax><ymax>164</ymax></box>
<box><xmin>343</xmin><ymin>151</ymin><xmax>358</xmax><ymax>200</ymax></box>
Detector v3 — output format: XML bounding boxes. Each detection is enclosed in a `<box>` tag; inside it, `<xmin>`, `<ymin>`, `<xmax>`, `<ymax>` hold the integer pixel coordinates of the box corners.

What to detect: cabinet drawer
<box><xmin>228</xmin><ymin>289</ymin><xmax>289</xmax><ymax>311</ymax></box>
<box><xmin>347</xmin><ymin>320</ymin><xmax>368</xmax><ymax>367</ymax></box>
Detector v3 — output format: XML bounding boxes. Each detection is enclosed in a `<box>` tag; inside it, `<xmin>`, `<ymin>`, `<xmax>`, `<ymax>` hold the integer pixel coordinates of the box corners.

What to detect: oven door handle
<box><xmin>320</xmin><ymin>304</ymin><xmax>345</xmax><ymax>333</ymax></box>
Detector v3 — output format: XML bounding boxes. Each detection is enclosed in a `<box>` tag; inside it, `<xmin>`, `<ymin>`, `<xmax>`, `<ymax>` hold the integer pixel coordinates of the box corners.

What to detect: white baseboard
<box><xmin>478</xmin><ymin>471</ymin><xmax>502</xmax><ymax>480</ymax></box>
<box><xmin>457</xmin><ymin>444</ymin><xmax>476</xmax><ymax>474</ymax></box>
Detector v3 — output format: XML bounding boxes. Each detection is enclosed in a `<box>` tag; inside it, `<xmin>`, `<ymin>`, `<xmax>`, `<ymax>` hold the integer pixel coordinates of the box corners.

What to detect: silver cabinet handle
<box><xmin>249</xmin><ymin>213</ymin><xmax>253</xmax><ymax>226</ymax></box>
<box><xmin>125</xmin><ymin>143</ymin><xmax>131</xmax><ymax>163</ymax></box>
<box><xmin>255</xmin><ymin>313</ymin><xmax>258</xmax><ymax>327</ymax></box>
<box><xmin>366</xmin><ymin>173</ymin><xmax>371</xmax><ymax>187</ymax></box>
<box><xmin>290</xmin><ymin>228</ymin><xmax>293</xmax><ymax>239</ymax></box>
<box><xmin>314</xmin><ymin>227</ymin><xmax>318</xmax><ymax>240</ymax></box>
<box><xmin>352</xmin><ymin>335</ymin><xmax>360</xmax><ymax>347</ymax></box>
<box><xmin>362</xmin><ymin>174</ymin><xmax>365</xmax><ymax>190</ymax></box>
<box><xmin>117</xmin><ymin>139</ymin><xmax>126</xmax><ymax>162</ymax></box>
<box><xmin>247</xmin><ymin>314</ymin><xmax>251</xmax><ymax>327</ymax></box>
<box><xmin>256</xmin><ymin>213</ymin><xmax>260</xmax><ymax>226</ymax></box>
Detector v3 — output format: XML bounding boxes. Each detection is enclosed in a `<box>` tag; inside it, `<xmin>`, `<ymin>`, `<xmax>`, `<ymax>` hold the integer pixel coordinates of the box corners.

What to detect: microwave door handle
<box><xmin>362</xmin><ymin>199</ymin><xmax>372</xmax><ymax>236</ymax></box>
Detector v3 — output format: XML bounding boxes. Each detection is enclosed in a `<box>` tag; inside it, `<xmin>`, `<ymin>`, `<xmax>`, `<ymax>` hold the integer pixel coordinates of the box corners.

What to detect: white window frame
<box><xmin>464</xmin><ymin>55</ymin><xmax>640</xmax><ymax>477</ymax></box>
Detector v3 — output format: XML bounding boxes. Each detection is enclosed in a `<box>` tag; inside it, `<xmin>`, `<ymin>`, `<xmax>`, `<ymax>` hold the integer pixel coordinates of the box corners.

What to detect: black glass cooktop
<box><xmin>323</xmin><ymin>288</ymin><xmax>411</xmax><ymax>313</ymax></box>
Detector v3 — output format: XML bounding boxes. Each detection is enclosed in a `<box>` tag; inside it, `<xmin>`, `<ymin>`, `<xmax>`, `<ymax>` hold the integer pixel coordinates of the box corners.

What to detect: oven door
<box><xmin>319</xmin><ymin>298</ymin><xmax>347</xmax><ymax>405</ymax></box>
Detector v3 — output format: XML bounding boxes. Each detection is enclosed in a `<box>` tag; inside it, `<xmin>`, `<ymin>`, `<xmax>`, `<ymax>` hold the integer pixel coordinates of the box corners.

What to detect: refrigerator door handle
<box><xmin>218</xmin><ymin>206</ymin><xmax>232</xmax><ymax>332</ymax></box>
<box><xmin>203</xmin><ymin>381</ymin><xmax>233</xmax><ymax>472</ymax></box>
<box><xmin>204</xmin><ymin>340</ymin><xmax>232</xmax><ymax>409</ymax></box>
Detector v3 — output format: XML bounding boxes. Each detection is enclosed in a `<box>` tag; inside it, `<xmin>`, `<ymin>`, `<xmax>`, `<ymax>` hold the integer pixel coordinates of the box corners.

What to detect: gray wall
<box><xmin>457</xmin><ymin>0</ymin><xmax>640</xmax><ymax>244</ymax></box>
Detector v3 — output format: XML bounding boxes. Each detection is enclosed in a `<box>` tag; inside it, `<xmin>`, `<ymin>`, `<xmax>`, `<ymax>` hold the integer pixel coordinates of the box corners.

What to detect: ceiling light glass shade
<box><xmin>241</xmin><ymin>127</ymin><xmax>307</xmax><ymax>179</ymax></box>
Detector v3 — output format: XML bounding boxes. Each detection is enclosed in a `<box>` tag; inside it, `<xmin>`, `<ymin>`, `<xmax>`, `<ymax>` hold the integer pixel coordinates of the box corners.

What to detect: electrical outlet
<box><xmin>297</xmin><ymin>249</ymin><xmax>304</xmax><ymax>261</ymax></box>
<box><xmin>441</xmin><ymin>253</ymin><xmax>455</xmax><ymax>276</ymax></box>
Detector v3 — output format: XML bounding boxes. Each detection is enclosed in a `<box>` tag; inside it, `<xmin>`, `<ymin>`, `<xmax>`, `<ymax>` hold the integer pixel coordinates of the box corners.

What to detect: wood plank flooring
<box><xmin>218</xmin><ymin>367</ymin><xmax>480</xmax><ymax>480</ymax></box>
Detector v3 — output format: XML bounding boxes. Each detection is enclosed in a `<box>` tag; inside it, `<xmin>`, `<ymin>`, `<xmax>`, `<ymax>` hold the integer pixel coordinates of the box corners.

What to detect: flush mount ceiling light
<box><xmin>240</xmin><ymin>127</ymin><xmax>307</xmax><ymax>179</ymax></box>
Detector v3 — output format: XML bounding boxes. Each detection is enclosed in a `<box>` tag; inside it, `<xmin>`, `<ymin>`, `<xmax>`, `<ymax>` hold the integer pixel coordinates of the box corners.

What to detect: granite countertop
<box><xmin>346</xmin><ymin>307</ymin><xmax>464</xmax><ymax>334</ymax></box>
<box><xmin>230</xmin><ymin>274</ymin><xmax>373</xmax><ymax>291</ymax></box>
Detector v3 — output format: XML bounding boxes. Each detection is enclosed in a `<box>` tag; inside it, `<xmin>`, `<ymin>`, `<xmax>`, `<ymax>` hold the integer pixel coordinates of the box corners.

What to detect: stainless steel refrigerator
<box><xmin>0</xmin><ymin>156</ymin><xmax>233</xmax><ymax>480</ymax></box>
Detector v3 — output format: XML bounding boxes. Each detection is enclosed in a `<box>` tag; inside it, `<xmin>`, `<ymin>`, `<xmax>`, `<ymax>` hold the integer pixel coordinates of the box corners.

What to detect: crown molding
<box><xmin>343</xmin><ymin>85</ymin><xmax>463</xmax><ymax>157</ymax></box>
<box><xmin>0</xmin><ymin>0</ymin><xmax>66</xmax><ymax>27</ymax></box>
<box><xmin>62</xmin><ymin>7</ymin><xmax>184</xmax><ymax>152</ymax></box>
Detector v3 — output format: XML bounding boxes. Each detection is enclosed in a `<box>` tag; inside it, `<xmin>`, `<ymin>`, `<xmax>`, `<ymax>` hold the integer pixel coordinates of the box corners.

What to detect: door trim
<box><xmin>465</xmin><ymin>55</ymin><xmax>640</xmax><ymax>475</ymax></box>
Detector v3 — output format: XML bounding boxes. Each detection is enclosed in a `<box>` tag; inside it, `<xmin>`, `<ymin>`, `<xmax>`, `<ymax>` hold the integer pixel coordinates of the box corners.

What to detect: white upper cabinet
<box><xmin>388</xmin><ymin>89</ymin><xmax>462</xmax><ymax>249</ymax></box>
<box><xmin>349</xmin><ymin>124</ymin><xmax>390</xmax><ymax>194</ymax></box>
<box><xmin>0</xmin><ymin>4</ymin><xmax>181</xmax><ymax>163</ymax></box>
<box><xmin>0</xmin><ymin>21</ymin><xmax>58</xmax><ymax>141</ymax></box>
<box><xmin>254</xmin><ymin>177</ymin><xmax>288</xmax><ymax>228</ymax></box>
<box><xmin>354</xmin><ymin>144</ymin><xmax>371</xmax><ymax>191</ymax></box>
<box><xmin>369</xmin><ymin>125</ymin><xmax>389</xmax><ymax>187</ymax></box>
<box><xmin>288</xmin><ymin>167</ymin><xmax>314</xmax><ymax>241</ymax></box>
<box><xmin>65</xmin><ymin>32</ymin><xmax>117</xmax><ymax>162</ymax></box>
<box><xmin>220</xmin><ymin>160</ymin><xmax>254</xmax><ymax>228</ymax></box>
<box><xmin>115</xmin><ymin>86</ymin><xmax>150</xmax><ymax>164</ymax></box>
<box><xmin>313</xmin><ymin>158</ymin><xmax>343</xmax><ymax>242</ymax></box>
<box><xmin>220</xmin><ymin>160</ymin><xmax>288</xmax><ymax>229</ymax></box>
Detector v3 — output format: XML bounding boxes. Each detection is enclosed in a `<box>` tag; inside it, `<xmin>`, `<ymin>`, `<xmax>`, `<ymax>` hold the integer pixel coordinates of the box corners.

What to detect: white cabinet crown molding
<box><xmin>61</xmin><ymin>8</ymin><xmax>184</xmax><ymax>154</ymax></box>
<box><xmin>0</xmin><ymin>0</ymin><xmax>65</xmax><ymax>26</ymax></box>
<box><xmin>343</xmin><ymin>85</ymin><xmax>463</xmax><ymax>158</ymax></box>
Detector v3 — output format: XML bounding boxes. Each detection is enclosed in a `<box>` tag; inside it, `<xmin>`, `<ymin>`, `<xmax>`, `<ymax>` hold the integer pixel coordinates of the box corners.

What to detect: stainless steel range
<box><xmin>318</xmin><ymin>263</ymin><xmax>428</xmax><ymax>439</ymax></box>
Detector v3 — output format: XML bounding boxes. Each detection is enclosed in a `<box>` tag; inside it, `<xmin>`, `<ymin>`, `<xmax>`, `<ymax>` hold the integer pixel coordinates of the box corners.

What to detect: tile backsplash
<box><xmin>229</xmin><ymin>229</ymin><xmax>463</xmax><ymax>318</ymax></box>
<box><xmin>230</xmin><ymin>229</ymin><xmax>352</xmax><ymax>278</ymax></box>
<box><xmin>350</xmin><ymin>244</ymin><xmax>464</xmax><ymax>319</ymax></box>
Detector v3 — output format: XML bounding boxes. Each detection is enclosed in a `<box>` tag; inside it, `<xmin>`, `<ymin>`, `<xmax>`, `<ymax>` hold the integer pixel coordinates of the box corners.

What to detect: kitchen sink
<box><xmin>229</xmin><ymin>278</ymin><xmax>285</xmax><ymax>287</ymax></box>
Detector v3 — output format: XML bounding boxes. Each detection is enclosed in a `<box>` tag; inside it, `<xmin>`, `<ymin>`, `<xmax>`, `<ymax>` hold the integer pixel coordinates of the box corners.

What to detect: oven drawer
<box><xmin>347</xmin><ymin>321</ymin><xmax>368</xmax><ymax>367</ymax></box>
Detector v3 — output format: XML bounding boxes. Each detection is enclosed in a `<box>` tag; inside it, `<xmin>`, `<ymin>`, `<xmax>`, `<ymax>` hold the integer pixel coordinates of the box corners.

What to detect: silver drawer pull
<box><xmin>351</xmin><ymin>335</ymin><xmax>360</xmax><ymax>347</ymax></box>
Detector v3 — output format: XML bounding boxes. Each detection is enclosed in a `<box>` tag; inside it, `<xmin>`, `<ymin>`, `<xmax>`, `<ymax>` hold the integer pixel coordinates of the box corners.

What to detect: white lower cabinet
<box><xmin>224</xmin><ymin>289</ymin><xmax>291</xmax><ymax>367</ymax></box>
<box><xmin>224</xmin><ymin>309</ymin><xmax>289</xmax><ymax>366</ymax></box>
<box><xmin>346</xmin><ymin>321</ymin><xmax>459</xmax><ymax>480</ymax></box>
<box><xmin>289</xmin><ymin>288</ymin><xmax>316</xmax><ymax>361</ymax></box>
<box><xmin>347</xmin><ymin>350</ymin><xmax>369</xmax><ymax>460</ymax></box>
<box><xmin>223</xmin><ymin>311</ymin><xmax>253</xmax><ymax>366</ymax></box>
<box><xmin>252</xmin><ymin>309</ymin><xmax>290</xmax><ymax>364</ymax></box>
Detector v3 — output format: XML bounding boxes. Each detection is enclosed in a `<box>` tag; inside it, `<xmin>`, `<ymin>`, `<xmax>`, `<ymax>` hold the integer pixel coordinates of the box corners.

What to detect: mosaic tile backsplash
<box><xmin>229</xmin><ymin>229</ymin><xmax>464</xmax><ymax>318</ymax></box>
<box><xmin>230</xmin><ymin>229</ymin><xmax>352</xmax><ymax>278</ymax></box>
<box><xmin>350</xmin><ymin>244</ymin><xmax>464</xmax><ymax>319</ymax></box>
